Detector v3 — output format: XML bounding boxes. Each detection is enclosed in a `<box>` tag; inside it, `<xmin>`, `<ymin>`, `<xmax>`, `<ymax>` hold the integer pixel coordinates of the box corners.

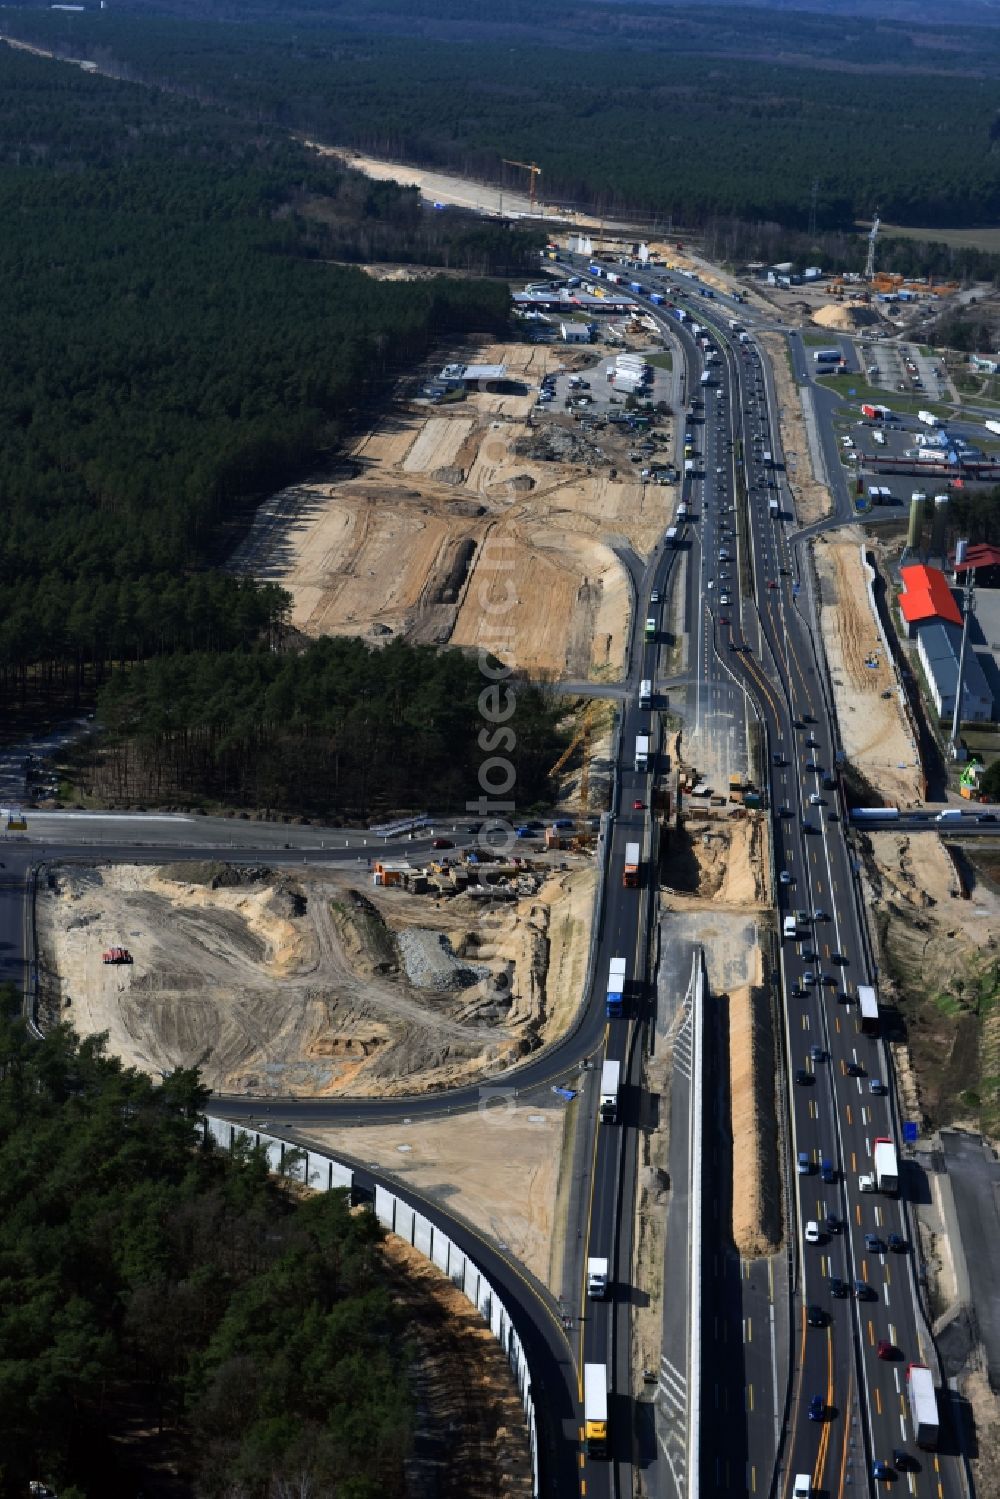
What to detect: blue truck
<box><xmin>606</xmin><ymin>957</ymin><xmax>627</xmax><ymax>1017</ymax></box>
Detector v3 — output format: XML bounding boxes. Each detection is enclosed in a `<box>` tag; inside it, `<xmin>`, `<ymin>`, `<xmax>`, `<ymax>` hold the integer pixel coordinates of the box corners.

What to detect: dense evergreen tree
<box><xmin>90</xmin><ymin>636</ymin><xmax>565</xmax><ymax>816</ymax></box>
<box><xmin>0</xmin><ymin>47</ymin><xmax>530</xmax><ymax>712</ymax></box>
<box><xmin>7</xmin><ymin>5</ymin><xmax>1000</xmax><ymax>231</ymax></box>
<box><xmin>0</xmin><ymin>1018</ymin><xmax>412</xmax><ymax>1496</ymax></box>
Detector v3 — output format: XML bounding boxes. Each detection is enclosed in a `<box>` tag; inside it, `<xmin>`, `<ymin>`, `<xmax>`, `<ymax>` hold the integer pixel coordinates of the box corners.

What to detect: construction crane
<box><xmin>549</xmin><ymin>701</ymin><xmax>598</xmax><ymax>813</ymax></box>
<box><xmin>864</xmin><ymin>213</ymin><xmax>881</xmax><ymax>282</ymax></box>
<box><xmin>502</xmin><ymin>158</ymin><xmax>542</xmax><ymax>214</ymax></box>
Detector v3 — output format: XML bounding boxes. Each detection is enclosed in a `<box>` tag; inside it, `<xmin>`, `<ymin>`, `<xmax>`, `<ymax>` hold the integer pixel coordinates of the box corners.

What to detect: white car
<box><xmin>859</xmin><ymin>1174</ymin><xmax>876</xmax><ymax>1193</ymax></box>
<box><xmin>809</xmin><ymin>792</ymin><xmax>823</xmax><ymax>805</ymax></box>
<box><xmin>779</xmin><ymin>870</ymin><xmax>793</xmax><ymax>885</ymax></box>
<box><xmin>805</xmin><ymin>1221</ymin><xmax>820</xmax><ymax>1244</ymax></box>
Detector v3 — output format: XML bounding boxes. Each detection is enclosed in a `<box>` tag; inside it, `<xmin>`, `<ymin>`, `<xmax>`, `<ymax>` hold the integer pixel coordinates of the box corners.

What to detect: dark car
<box><xmin>807</xmin><ymin>1303</ymin><xmax>826</xmax><ymax>1327</ymax></box>
<box><xmin>825</xmin><ymin>1213</ymin><xmax>840</xmax><ymax>1234</ymax></box>
<box><xmin>808</xmin><ymin>1394</ymin><xmax>824</xmax><ymax>1421</ymax></box>
<box><xmin>795</xmin><ymin>1069</ymin><xmax>814</xmax><ymax>1086</ymax></box>
<box><xmin>892</xmin><ymin>1449</ymin><xmax>918</xmax><ymax>1472</ymax></box>
<box><xmin>830</xmin><ymin>1276</ymin><xmax>848</xmax><ymax>1298</ymax></box>
<box><xmin>872</xmin><ymin>1459</ymin><xmax>894</xmax><ymax>1482</ymax></box>
<box><xmin>847</xmin><ymin>1062</ymin><xmax>865</xmax><ymax>1077</ymax></box>
<box><xmin>855</xmin><ymin>1279</ymin><xmax>877</xmax><ymax>1301</ymax></box>
<box><xmin>431</xmin><ymin>838</ymin><xmax>454</xmax><ymax>849</ymax></box>
<box><xmin>821</xmin><ymin>1160</ymin><xmax>837</xmax><ymax>1185</ymax></box>
<box><xmin>865</xmin><ymin>1234</ymin><xmax>885</xmax><ymax>1254</ymax></box>
<box><xmin>888</xmin><ymin>1233</ymin><xmax>907</xmax><ymax>1253</ymax></box>
<box><xmin>877</xmin><ymin>1339</ymin><xmax>895</xmax><ymax>1360</ymax></box>
<box><xmin>979</xmin><ymin>813</ymin><xmax>998</xmax><ymax>824</ymax></box>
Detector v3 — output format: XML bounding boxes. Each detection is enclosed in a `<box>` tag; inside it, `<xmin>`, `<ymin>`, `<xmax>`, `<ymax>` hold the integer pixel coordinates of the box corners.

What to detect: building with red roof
<box><xmin>898</xmin><ymin>564</ymin><xmax>962</xmax><ymax>638</ymax></box>
<box><xmin>952</xmin><ymin>543</ymin><xmax>1000</xmax><ymax>588</ymax></box>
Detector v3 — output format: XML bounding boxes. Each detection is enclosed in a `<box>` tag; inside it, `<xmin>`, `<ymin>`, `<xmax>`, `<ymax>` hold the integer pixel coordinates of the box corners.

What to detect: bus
<box><xmin>639</xmin><ymin>678</ymin><xmax>652</xmax><ymax>709</ymax></box>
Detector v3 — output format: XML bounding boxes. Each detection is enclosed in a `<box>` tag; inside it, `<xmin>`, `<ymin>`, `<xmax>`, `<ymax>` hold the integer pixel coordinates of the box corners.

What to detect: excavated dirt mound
<box><xmin>729</xmin><ymin>980</ymin><xmax>782</xmax><ymax>1257</ymax></box>
<box><xmin>661</xmin><ymin>812</ymin><xmax>766</xmax><ymax>906</ymax></box>
<box><xmin>812</xmin><ymin>302</ymin><xmax>880</xmax><ymax>331</ymax></box>
<box><xmin>37</xmin><ymin>861</ymin><xmax>594</xmax><ymax>1099</ymax></box>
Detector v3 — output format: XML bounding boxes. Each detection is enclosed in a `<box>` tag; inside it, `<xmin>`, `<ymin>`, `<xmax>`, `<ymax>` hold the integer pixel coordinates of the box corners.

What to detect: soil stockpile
<box><xmin>729</xmin><ymin>984</ymin><xmax>782</xmax><ymax>1257</ymax></box>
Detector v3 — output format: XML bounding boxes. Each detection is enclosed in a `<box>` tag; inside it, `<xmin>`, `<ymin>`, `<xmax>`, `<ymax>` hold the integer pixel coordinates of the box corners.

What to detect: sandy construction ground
<box><xmin>310</xmin><ymin>1101</ymin><xmax>566</xmax><ymax>1289</ymax></box>
<box><xmin>814</xmin><ymin>532</ymin><xmax>923</xmax><ymax>805</ymax></box>
<box><xmin>37</xmin><ymin>859</ymin><xmax>596</xmax><ymax>1098</ymax></box>
<box><xmin>864</xmin><ymin>831</ymin><xmax>1000</xmax><ymax>1132</ymax></box>
<box><xmin>230</xmin><ymin>339</ymin><xmax>666</xmax><ymax>678</ymax></box>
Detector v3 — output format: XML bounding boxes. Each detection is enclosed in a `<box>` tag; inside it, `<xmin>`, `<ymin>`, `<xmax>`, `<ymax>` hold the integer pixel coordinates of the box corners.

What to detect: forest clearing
<box><xmin>37</xmin><ymin>858</ymin><xmax>596</xmax><ymax>1097</ymax></box>
<box><xmin>230</xmin><ymin>338</ymin><xmax>673</xmax><ymax>678</ymax></box>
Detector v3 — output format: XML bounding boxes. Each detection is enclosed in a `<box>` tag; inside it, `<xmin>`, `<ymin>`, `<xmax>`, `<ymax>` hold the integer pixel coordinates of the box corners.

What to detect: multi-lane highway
<box><xmin>555</xmin><ymin>248</ymin><xmax>965</xmax><ymax>1497</ymax></box>
<box><xmin>3</xmin><ymin>250</ymin><xmax>972</xmax><ymax>1499</ymax></box>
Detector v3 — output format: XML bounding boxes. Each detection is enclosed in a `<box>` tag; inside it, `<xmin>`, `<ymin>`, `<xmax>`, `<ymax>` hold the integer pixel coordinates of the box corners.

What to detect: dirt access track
<box><xmin>37</xmin><ymin>859</ymin><xmax>595</xmax><ymax>1097</ymax></box>
<box><xmin>230</xmin><ymin>339</ymin><xmax>668</xmax><ymax>678</ymax></box>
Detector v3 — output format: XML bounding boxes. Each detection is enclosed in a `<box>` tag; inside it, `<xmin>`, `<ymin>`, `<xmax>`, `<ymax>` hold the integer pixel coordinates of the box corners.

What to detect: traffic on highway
<box><xmin>2</xmin><ymin>245</ymin><xmax>966</xmax><ymax>1499</ymax></box>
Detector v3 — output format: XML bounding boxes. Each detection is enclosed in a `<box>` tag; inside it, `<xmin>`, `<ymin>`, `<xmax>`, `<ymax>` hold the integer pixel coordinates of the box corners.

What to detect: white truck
<box><xmin>584</xmin><ymin>1363</ymin><xmax>608</xmax><ymax>1456</ymax></box>
<box><xmin>906</xmin><ymin>1363</ymin><xmax>939</xmax><ymax>1449</ymax></box>
<box><xmin>634</xmin><ymin>735</ymin><xmax>650</xmax><ymax>773</ymax></box>
<box><xmin>918</xmin><ymin>409</ymin><xmax>940</xmax><ymax>428</ymax></box>
<box><xmin>587</xmin><ymin>1257</ymin><xmax>609</xmax><ymax>1299</ymax></box>
<box><xmin>783</xmin><ymin>915</ymin><xmax>798</xmax><ymax>940</ymax></box>
<box><xmin>639</xmin><ymin>677</ymin><xmax>652</xmax><ymax>708</ymax></box>
<box><xmin>768</xmin><ymin>497</ymin><xmax>780</xmax><ymax>517</ymax></box>
<box><xmin>600</xmin><ymin>1060</ymin><xmax>621</xmax><ymax>1124</ymax></box>
<box><xmin>699</xmin><ymin>371</ymin><xmax>713</xmax><ymax>386</ymax></box>
<box><xmin>873</xmin><ymin>1137</ymin><xmax>899</xmax><ymax>1194</ymax></box>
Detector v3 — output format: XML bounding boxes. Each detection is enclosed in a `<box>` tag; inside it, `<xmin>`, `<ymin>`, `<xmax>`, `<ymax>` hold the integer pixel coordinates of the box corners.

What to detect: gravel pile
<box><xmin>397</xmin><ymin>928</ymin><xmax>492</xmax><ymax>992</ymax></box>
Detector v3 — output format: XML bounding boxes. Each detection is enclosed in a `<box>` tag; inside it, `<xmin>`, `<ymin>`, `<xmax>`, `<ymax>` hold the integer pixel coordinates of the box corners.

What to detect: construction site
<box><xmin>36</xmin><ymin>849</ymin><xmax>597</xmax><ymax>1100</ymax></box>
<box><xmin>230</xmin><ymin>332</ymin><xmax>673</xmax><ymax>680</ymax></box>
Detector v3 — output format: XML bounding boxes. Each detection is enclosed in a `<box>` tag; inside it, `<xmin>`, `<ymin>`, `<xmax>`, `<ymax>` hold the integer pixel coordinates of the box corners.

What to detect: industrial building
<box><xmin>915</xmin><ymin>620</ymin><xmax>994</xmax><ymax>723</ymax></box>
<box><xmin>898</xmin><ymin>564</ymin><xmax>962</xmax><ymax>639</ymax></box>
<box><xmin>953</xmin><ymin>543</ymin><xmax>1000</xmax><ymax>589</ymax></box>
<box><xmin>559</xmin><ymin>321</ymin><xmax>593</xmax><ymax>344</ymax></box>
<box><xmin>512</xmin><ymin>291</ymin><xmax>638</xmax><ymax>316</ymax></box>
<box><xmin>437</xmin><ymin>361</ymin><xmax>508</xmax><ymax>390</ymax></box>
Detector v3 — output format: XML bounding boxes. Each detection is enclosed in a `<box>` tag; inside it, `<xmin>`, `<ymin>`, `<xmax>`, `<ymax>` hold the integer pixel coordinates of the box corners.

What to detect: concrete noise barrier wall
<box><xmin>205</xmin><ymin>1117</ymin><xmax>539</xmax><ymax>1496</ymax></box>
